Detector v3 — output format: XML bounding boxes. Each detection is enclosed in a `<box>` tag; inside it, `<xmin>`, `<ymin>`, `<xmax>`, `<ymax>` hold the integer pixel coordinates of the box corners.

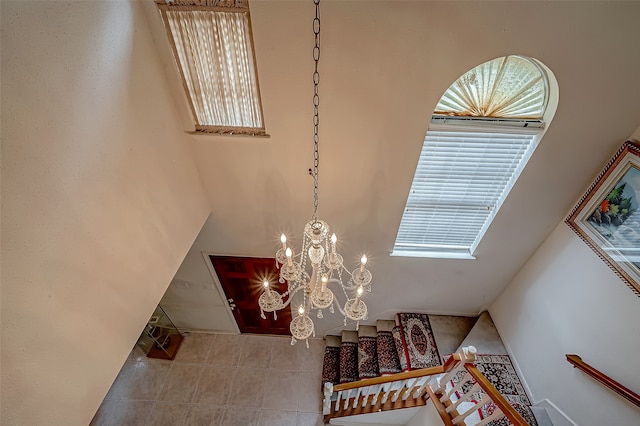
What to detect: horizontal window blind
<box><xmin>393</xmin><ymin>129</ymin><xmax>538</xmax><ymax>257</ymax></box>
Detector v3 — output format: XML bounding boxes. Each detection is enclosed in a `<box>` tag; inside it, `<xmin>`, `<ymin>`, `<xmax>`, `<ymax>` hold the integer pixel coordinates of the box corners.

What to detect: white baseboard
<box><xmin>535</xmin><ymin>399</ymin><xmax>578</xmax><ymax>426</ymax></box>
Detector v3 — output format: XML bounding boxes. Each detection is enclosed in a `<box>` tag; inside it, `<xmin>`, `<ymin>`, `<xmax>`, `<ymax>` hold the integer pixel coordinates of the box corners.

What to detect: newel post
<box><xmin>457</xmin><ymin>345</ymin><xmax>477</xmax><ymax>363</ymax></box>
<box><xmin>323</xmin><ymin>382</ymin><xmax>333</xmax><ymax>415</ymax></box>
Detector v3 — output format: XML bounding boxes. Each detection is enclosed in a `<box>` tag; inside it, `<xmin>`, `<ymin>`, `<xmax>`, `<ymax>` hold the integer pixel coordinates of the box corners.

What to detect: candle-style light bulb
<box><xmin>354</xmin><ymin>285</ymin><xmax>363</xmax><ymax>305</ymax></box>
<box><xmin>280</xmin><ymin>234</ymin><xmax>287</xmax><ymax>252</ymax></box>
<box><xmin>263</xmin><ymin>280</ymin><xmax>273</xmax><ymax>302</ymax></box>
<box><xmin>298</xmin><ymin>305</ymin><xmax>305</xmax><ymax>315</ymax></box>
<box><xmin>321</xmin><ymin>274</ymin><xmax>328</xmax><ymax>294</ymax></box>
<box><xmin>360</xmin><ymin>255</ymin><xmax>368</xmax><ymax>273</ymax></box>
<box><xmin>286</xmin><ymin>247</ymin><xmax>293</xmax><ymax>267</ymax></box>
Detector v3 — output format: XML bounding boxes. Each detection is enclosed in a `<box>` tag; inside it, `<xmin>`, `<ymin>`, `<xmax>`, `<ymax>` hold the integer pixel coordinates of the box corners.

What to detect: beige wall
<box><xmin>491</xmin><ymin>203</ymin><xmax>640</xmax><ymax>424</ymax></box>
<box><xmin>1</xmin><ymin>1</ymin><xmax>209</xmax><ymax>424</ymax></box>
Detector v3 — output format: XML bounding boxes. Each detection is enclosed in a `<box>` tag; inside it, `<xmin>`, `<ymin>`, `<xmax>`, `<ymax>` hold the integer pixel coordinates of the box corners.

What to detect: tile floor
<box><xmin>91</xmin><ymin>333</ymin><xmax>326</xmax><ymax>426</ymax></box>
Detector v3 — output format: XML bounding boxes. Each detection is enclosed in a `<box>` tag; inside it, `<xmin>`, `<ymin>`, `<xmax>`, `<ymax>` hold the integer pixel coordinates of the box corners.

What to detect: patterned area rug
<box><xmin>397</xmin><ymin>313</ymin><xmax>441</xmax><ymax>370</ymax></box>
<box><xmin>322</xmin><ymin>346</ymin><xmax>340</xmax><ymax>386</ymax></box>
<box><xmin>448</xmin><ymin>354</ymin><xmax>538</xmax><ymax>426</ymax></box>
<box><xmin>376</xmin><ymin>331</ymin><xmax>402</xmax><ymax>375</ymax></box>
<box><xmin>392</xmin><ymin>326</ymin><xmax>408</xmax><ymax>372</ymax></box>
<box><xmin>358</xmin><ymin>336</ymin><xmax>380</xmax><ymax>379</ymax></box>
<box><xmin>339</xmin><ymin>341</ymin><xmax>359</xmax><ymax>383</ymax></box>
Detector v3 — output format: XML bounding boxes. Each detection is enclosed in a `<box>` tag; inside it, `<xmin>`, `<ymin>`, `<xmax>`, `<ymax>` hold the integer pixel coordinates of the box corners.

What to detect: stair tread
<box><xmin>341</xmin><ymin>330</ymin><xmax>358</xmax><ymax>343</ymax></box>
<box><xmin>357</xmin><ymin>325</ymin><xmax>377</xmax><ymax>338</ymax></box>
<box><xmin>325</xmin><ymin>335</ymin><xmax>341</xmax><ymax>348</ymax></box>
<box><xmin>376</xmin><ymin>319</ymin><xmax>396</xmax><ymax>333</ymax></box>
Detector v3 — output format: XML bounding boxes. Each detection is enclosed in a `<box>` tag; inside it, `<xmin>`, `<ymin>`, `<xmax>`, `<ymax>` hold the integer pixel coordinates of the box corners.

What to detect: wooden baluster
<box><xmin>370</xmin><ymin>384</ymin><xmax>381</xmax><ymax>406</ymax></box>
<box><xmin>343</xmin><ymin>388</ymin><xmax>353</xmax><ymax>410</ymax></box>
<box><xmin>451</xmin><ymin>393</ymin><xmax>491</xmax><ymax>425</ymax></box>
<box><xmin>351</xmin><ymin>387</ymin><xmax>361</xmax><ymax>409</ymax></box>
<box><xmin>475</xmin><ymin>407</ymin><xmax>504</xmax><ymax>426</ymax></box>
<box><xmin>446</xmin><ymin>382</ymin><xmax>481</xmax><ymax>414</ymax></box>
<box><xmin>380</xmin><ymin>382</ymin><xmax>393</xmax><ymax>404</ymax></box>
<box><xmin>391</xmin><ymin>379</ymin><xmax>409</xmax><ymax>402</ymax></box>
<box><xmin>442</xmin><ymin>372</ymin><xmax>472</xmax><ymax>404</ymax></box>
<box><xmin>412</xmin><ymin>376</ymin><xmax>431</xmax><ymax>398</ymax></box>
<box><xmin>402</xmin><ymin>378</ymin><xmax>418</xmax><ymax>401</ymax></box>
<box><xmin>361</xmin><ymin>385</ymin><xmax>371</xmax><ymax>407</ymax></box>
<box><xmin>334</xmin><ymin>390</ymin><xmax>342</xmax><ymax>412</ymax></box>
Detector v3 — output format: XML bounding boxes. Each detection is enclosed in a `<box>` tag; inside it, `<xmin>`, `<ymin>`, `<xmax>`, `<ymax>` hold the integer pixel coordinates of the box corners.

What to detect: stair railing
<box><xmin>566</xmin><ymin>354</ymin><xmax>640</xmax><ymax>407</ymax></box>
<box><xmin>323</xmin><ymin>346</ymin><xmax>531</xmax><ymax>425</ymax></box>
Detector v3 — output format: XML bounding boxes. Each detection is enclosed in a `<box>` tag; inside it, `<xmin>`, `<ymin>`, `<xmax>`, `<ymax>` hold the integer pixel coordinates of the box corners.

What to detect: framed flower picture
<box><xmin>566</xmin><ymin>140</ymin><xmax>640</xmax><ymax>296</ymax></box>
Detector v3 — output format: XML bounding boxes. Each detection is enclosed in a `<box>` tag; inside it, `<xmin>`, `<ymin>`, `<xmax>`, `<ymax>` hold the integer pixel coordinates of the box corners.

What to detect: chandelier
<box><xmin>258</xmin><ymin>0</ymin><xmax>372</xmax><ymax>348</ymax></box>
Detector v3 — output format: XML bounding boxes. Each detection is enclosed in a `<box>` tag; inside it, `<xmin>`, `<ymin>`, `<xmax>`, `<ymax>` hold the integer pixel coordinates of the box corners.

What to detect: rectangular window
<box><xmin>392</xmin><ymin>121</ymin><xmax>541</xmax><ymax>259</ymax></box>
<box><xmin>157</xmin><ymin>0</ymin><xmax>266</xmax><ymax>136</ymax></box>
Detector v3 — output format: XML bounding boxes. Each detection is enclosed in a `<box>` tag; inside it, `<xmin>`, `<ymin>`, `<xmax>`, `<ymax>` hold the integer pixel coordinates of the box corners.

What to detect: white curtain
<box><xmin>435</xmin><ymin>56</ymin><xmax>546</xmax><ymax>119</ymax></box>
<box><xmin>167</xmin><ymin>10</ymin><xmax>263</xmax><ymax>129</ymax></box>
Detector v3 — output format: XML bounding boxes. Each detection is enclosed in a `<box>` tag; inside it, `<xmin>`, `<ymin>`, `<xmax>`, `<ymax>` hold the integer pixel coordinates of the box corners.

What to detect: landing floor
<box><xmin>91</xmin><ymin>333</ymin><xmax>325</xmax><ymax>426</ymax></box>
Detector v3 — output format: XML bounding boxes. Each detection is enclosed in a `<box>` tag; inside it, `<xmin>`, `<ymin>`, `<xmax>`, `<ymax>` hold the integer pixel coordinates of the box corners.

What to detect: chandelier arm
<box><xmin>279</xmin><ymin>285</ymin><xmax>307</xmax><ymax>309</ymax></box>
<box><xmin>333</xmin><ymin>298</ymin><xmax>347</xmax><ymax>317</ymax></box>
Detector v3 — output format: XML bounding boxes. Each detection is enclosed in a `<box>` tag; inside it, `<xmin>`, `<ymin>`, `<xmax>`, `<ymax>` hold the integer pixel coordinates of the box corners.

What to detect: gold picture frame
<box><xmin>566</xmin><ymin>140</ymin><xmax>640</xmax><ymax>296</ymax></box>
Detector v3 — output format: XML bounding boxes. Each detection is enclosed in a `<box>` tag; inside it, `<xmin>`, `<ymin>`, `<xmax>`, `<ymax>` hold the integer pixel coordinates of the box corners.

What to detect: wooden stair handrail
<box><xmin>332</xmin><ymin>365</ymin><xmax>445</xmax><ymax>392</ymax></box>
<box><xmin>566</xmin><ymin>354</ymin><xmax>640</xmax><ymax>407</ymax></box>
<box><xmin>464</xmin><ymin>363</ymin><xmax>529</xmax><ymax>426</ymax></box>
<box><xmin>426</xmin><ymin>385</ymin><xmax>455</xmax><ymax>426</ymax></box>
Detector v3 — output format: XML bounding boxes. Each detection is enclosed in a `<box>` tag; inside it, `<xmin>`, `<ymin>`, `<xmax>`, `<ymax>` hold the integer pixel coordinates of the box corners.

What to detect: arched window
<box><xmin>393</xmin><ymin>56</ymin><xmax>555</xmax><ymax>259</ymax></box>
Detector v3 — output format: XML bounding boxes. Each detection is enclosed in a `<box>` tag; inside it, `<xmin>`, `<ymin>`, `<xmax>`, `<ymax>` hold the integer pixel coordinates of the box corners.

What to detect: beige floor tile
<box><xmin>227</xmin><ymin>368</ymin><xmax>267</xmax><ymax>408</ymax></box>
<box><xmin>146</xmin><ymin>402</ymin><xmax>189</xmax><ymax>426</ymax></box>
<box><xmin>296</xmin><ymin>371</ymin><xmax>323</xmax><ymax>413</ymax></box>
<box><xmin>257</xmin><ymin>409</ymin><xmax>297</xmax><ymax>426</ymax></box>
<box><xmin>157</xmin><ymin>363</ymin><xmax>203</xmax><ymax>403</ymax></box>
<box><xmin>296</xmin><ymin>411</ymin><xmax>324</xmax><ymax>426</ymax></box>
<box><xmin>261</xmin><ymin>370</ymin><xmax>302</xmax><ymax>410</ymax></box>
<box><xmin>192</xmin><ymin>365</ymin><xmax>233</xmax><ymax>405</ymax></box>
<box><xmin>90</xmin><ymin>400</ymin><xmax>154</xmax><ymax>426</ymax></box>
<box><xmin>174</xmin><ymin>333</ymin><xmax>215</xmax><ymax>364</ymax></box>
<box><xmin>206</xmin><ymin>334</ymin><xmax>244</xmax><ymax>366</ymax></box>
<box><xmin>105</xmin><ymin>360</ymin><xmax>171</xmax><ymax>401</ymax></box>
<box><xmin>221</xmin><ymin>407</ymin><xmax>260</xmax><ymax>426</ymax></box>
<box><xmin>298</xmin><ymin>338</ymin><xmax>324</xmax><ymax>373</ymax></box>
<box><xmin>184</xmin><ymin>405</ymin><xmax>224</xmax><ymax>426</ymax></box>
<box><xmin>238</xmin><ymin>335</ymin><xmax>272</xmax><ymax>368</ymax></box>
<box><xmin>93</xmin><ymin>332</ymin><xmax>329</xmax><ymax>426</ymax></box>
<box><xmin>269</xmin><ymin>337</ymin><xmax>303</xmax><ymax>371</ymax></box>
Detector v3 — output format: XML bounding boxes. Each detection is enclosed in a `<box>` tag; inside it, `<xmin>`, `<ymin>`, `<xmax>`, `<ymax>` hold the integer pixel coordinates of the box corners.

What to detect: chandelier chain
<box><xmin>312</xmin><ymin>0</ymin><xmax>320</xmax><ymax>220</ymax></box>
<box><xmin>259</xmin><ymin>0</ymin><xmax>372</xmax><ymax>346</ymax></box>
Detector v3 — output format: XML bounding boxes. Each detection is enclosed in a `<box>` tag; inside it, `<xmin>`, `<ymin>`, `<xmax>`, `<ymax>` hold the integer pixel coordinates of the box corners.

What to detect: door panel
<box><xmin>209</xmin><ymin>255</ymin><xmax>292</xmax><ymax>335</ymax></box>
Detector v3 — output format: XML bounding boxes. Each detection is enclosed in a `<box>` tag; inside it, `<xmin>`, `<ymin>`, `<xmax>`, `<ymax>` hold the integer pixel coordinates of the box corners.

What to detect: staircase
<box><xmin>321</xmin><ymin>312</ymin><xmax>539</xmax><ymax>425</ymax></box>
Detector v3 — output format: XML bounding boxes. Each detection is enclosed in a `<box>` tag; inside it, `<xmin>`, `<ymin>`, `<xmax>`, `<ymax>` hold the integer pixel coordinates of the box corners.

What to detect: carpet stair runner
<box><xmin>376</xmin><ymin>320</ymin><xmax>402</xmax><ymax>375</ymax></box>
<box><xmin>339</xmin><ymin>331</ymin><xmax>359</xmax><ymax>383</ymax></box>
<box><xmin>321</xmin><ymin>312</ymin><xmax>539</xmax><ymax>425</ymax></box>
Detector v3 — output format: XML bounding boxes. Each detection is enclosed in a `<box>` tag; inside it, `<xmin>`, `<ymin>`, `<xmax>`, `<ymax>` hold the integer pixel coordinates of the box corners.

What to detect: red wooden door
<box><xmin>209</xmin><ymin>255</ymin><xmax>292</xmax><ymax>335</ymax></box>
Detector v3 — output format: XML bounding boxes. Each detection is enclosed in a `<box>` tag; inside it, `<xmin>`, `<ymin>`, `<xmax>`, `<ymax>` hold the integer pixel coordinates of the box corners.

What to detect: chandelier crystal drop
<box><xmin>257</xmin><ymin>0</ymin><xmax>372</xmax><ymax>348</ymax></box>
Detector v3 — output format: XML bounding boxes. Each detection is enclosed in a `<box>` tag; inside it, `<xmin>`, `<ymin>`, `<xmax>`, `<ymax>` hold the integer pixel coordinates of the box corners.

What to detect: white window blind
<box><xmin>162</xmin><ymin>2</ymin><xmax>265</xmax><ymax>135</ymax></box>
<box><xmin>392</xmin><ymin>128</ymin><xmax>538</xmax><ymax>258</ymax></box>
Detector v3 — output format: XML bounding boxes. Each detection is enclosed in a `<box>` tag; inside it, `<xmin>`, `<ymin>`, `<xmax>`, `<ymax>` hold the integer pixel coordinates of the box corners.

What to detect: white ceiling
<box><xmin>143</xmin><ymin>1</ymin><xmax>640</xmax><ymax>335</ymax></box>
